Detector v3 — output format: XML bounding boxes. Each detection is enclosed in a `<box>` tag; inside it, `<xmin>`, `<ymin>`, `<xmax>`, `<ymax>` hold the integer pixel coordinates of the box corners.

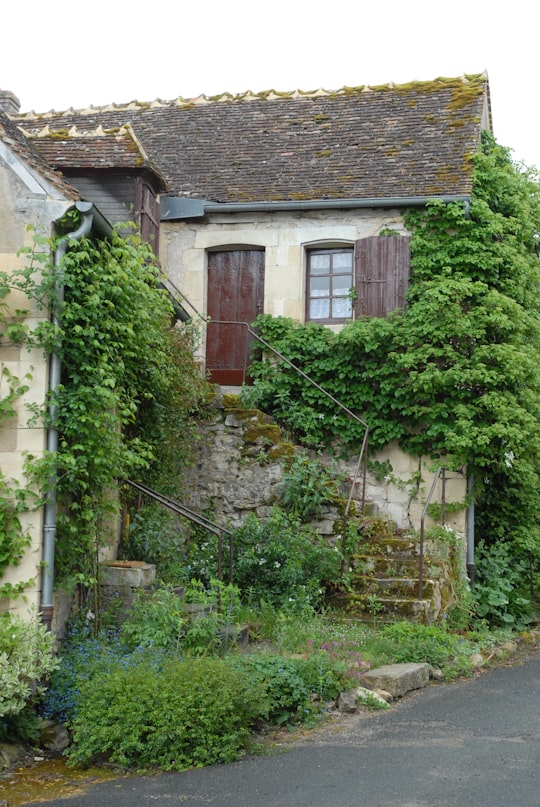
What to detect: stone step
<box><xmin>376</xmin><ymin>596</ymin><xmax>435</xmax><ymax>621</ymax></box>
<box><xmin>358</xmin><ymin>537</ymin><xmax>423</xmax><ymax>556</ymax></box>
<box><xmin>352</xmin><ymin>554</ymin><xmax>443</xmax><ymax>579</ymax></box>
<box><xmin>346</xmin><ymin>592</ymin><xmax>435</xmax><ymax>622</ymax></box>
<box><xmin>350</xmin><ymin>576</ymin><xmax>437</xmax><ymax>598</ymax></box>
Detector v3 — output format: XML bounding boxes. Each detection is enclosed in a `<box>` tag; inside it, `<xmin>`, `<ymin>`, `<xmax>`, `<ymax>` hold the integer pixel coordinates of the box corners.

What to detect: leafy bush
<box><xmin>0</xmin><ymin>612</ymin><xmax>58</xmax><ymax>739</ymax></box>
<box><xmin>227</xmin><ymin>508</ymin><xmax>342</xmax><ymax>609</ymax></box>
<box><xmin>380</xmin><ymin>621</ymin><xmax>470</xmax><ymax>667</ymax></box>
<box><xmin>290</xmin><ymin>653</ymin><xmax>345</xmax><ymax>700</ymax></box>
<box><xmin>122</xmin><ymin>505</ymin><xmax>188</xmax><ymax>583</ymax></box>
<box><xmin>229</xmin><ymin>654</ymin><xmax>312</xmax><ymax>724</ymax></box>
<box><xmin>120</xmin><ymin>587</ymin><xmax>186</xmax><ymax>651</ymax></box>
<box><xmin>281</xmin><ymin>452</ymin><xmax>341</xmax><ymax>521</ymax></box>
<box><xmin>67</xmin><ymin>655</ymin><xmax>266</xmax><ymax>770</ymax></box>
<box><xmin>119</xmin><ymin>582</ymin><xmax>242</xmax><ymax>656</ymax></box>
<box><xmin>472</xmin><ymin>540</ymin><xmax>533</xmax><ymax>629</ymax></box>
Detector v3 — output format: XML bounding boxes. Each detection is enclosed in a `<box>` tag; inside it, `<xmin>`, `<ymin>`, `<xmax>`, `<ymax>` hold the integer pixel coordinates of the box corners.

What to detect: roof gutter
<box><xmin>161</xmin><ymin>195</ymin><xmax>471</xmax><ymax>221</ymax></box>
<box><xmin>40</xmin><ymin>201</ymin><xmax>113</xmax><ymax>632</ymax></box>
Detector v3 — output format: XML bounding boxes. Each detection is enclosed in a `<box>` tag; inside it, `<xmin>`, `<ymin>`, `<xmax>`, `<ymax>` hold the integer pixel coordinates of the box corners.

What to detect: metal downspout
<box><xmin>40</xmin><ymin>204</ymin><xmax>98</xmax><ymax>630</ymax></box>
<box><xmin>466</xmin><ymin>472</ymin><xmax>475</xmax><ymax>584</ymax></box>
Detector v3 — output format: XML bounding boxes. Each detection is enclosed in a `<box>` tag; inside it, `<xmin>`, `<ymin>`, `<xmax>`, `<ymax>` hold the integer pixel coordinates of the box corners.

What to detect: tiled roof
<box><xmin>25</xmin><ymin>123</ymin><xmax>168</xmax><ymax>190</ymax></box>
<box><xmin>0</xmin><ymin>110</ymin><xmax>78</xmax><ymax>199</ymax></box>
<box><xmin>16</xmin><ymin>74</ymin><xmax>491</xmax><ymax>204</ymax></box>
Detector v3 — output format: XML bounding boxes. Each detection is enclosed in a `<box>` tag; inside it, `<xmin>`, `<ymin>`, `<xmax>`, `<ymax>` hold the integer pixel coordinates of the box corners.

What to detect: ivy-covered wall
<box><xmin>0</xmin><ymin>209</ymin><xmax>209</xmax><ymax>620</ymax></box>
<box><xmin>239</xmin><ymin>136</ymin><xmax>540</xmax><ymax>586</ymax></box>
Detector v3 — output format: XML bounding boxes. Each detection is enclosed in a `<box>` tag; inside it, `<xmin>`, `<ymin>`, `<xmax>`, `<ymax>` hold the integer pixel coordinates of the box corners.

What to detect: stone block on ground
<box><xmin>100</xmin><ymin>561</ymin><xmax>156</xmax><ymax>588</ymax></box>
<box><xmin>361</xmin><ymin>662</ymin><xmax>430</xmax><ymax>697</ymax></box>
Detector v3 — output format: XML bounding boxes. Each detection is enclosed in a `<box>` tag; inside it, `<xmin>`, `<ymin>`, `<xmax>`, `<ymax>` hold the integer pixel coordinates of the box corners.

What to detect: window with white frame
<box><xmin>306</xmin><ymin>236</ymin><xmax>411</xmax><ymax>322</ymax></box>
<box><xmin>306</xmin><ymin>247</ymin><xmax>354</xmax><ymax>322</ymax></box>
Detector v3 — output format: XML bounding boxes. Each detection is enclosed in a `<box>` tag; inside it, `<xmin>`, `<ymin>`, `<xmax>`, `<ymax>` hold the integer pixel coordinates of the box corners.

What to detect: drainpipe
<box><xmin>466</xmin><ymin>472</ymin><xmax>475</xmax><ymax>584</ymax></box>
<box><xmin>40</xmin><ymin>201</ymin><xmax>111</xmax><ymax>631</ymax></box>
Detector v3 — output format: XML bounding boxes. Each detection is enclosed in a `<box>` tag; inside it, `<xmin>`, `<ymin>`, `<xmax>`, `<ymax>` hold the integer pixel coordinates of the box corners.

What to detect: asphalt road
<box><xmin>20</xmin><ymin>650</ymin><xmax>540</xmax><ymax>806</ymax></box>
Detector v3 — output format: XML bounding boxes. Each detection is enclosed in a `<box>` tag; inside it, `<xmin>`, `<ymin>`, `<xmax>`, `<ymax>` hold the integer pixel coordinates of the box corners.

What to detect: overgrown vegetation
<box><xmin>39</xmin><ymin>601</ymin><xmax>529</xmax><ymax>771</ymax></box>
<box><xmin>0</xmin><ymin>611</ymin><xmax>58</xmax><ymax>741</ymax></box>
<box><xmin>2</xmin><ymin>134</ymin><xmax>539</xmax><ymax>771</ymax></box>
<box><xmin>243</xmin><ymin>134</ymin><xmax>540</xmax><ymax>624</ymax></box>
<box><xmin>0</xmin><ymin>218</ymin><xmax>208</xmax><ymax>601</ymax></box>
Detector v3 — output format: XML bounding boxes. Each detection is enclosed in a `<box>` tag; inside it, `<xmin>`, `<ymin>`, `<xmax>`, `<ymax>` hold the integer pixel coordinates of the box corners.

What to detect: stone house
<box><xmin>0</xmin><ymin>103</ymin><xmax>79</xmax><ymax>619</ymax></box>
<box><xmin>0</xmin><ymin>101</ymin><xmax>157</xmax><ymax>620</ymax></box>
<box><xmin>1</xmin><ymin>74</ymin><xmax>492</xmax><ymax>615</ymax></box>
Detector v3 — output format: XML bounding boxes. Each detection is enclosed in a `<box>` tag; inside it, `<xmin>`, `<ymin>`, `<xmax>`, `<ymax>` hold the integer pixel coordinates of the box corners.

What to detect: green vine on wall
<box><xmin>0</xmin><ymin>218</ymin><xmax>209</xmax><ymax>598</ymax></box>
<box><xmin>244</xmin><ymin>133</ymin><xmax>540</xmax><ymax>588</ymax></box>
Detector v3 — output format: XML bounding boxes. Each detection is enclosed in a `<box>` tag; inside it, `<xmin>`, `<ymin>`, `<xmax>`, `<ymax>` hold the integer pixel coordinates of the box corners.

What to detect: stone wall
<box><xmin>183</xmin><ymin>392</ymin><xmax>467</xmax><ymax>543</ymax></box>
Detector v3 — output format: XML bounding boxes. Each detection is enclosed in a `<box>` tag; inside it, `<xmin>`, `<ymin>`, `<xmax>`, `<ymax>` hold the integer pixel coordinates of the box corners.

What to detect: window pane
<box><xmin>310</xmin><ymin>299</ymin><xmax>330</xmax><ymax>319</ymax></box>
<box><xmin>332</xmin><ymin>252</ymin><xmax>353</xmax><ymax>271</ymax></box>
<box><xmin>332</xmin><ymin>297</ymin><xmax>352</xmax><ymax>318</ymax></box>
<box><xmin>310</xmin><ymin>254</ymin><xmax>331</xmax><ymax>274</ymax></box>
<box><xmin>332</xmin><ymin>274</ymin><xmax>352</xmax><ymax>296</ymax></box>
<box><xmin>310</xmin><ymin>276</ymin><xmax>330</xmax><ymax>297</ymax></box>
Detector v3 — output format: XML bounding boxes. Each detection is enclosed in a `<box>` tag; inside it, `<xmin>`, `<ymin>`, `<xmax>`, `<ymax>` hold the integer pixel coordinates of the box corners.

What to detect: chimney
<box><xmin>0</xmin><ymin>89</ymin><xmax>21</xmax><ymax>115</ymax></box>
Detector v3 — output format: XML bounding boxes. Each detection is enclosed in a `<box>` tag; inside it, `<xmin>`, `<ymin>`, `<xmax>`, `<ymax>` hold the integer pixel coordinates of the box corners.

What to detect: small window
<box><xmin>307</xmin><ymin>248</ymin><xmax>353</xmax><ymax>322</ymax></box>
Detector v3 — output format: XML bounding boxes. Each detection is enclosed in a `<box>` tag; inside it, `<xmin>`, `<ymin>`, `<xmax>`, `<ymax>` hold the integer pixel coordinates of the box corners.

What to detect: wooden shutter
<box><xmin>355</xmin><ymin>235</ymin><xmax>411</xmax><ymax>317</ymax></box>
<box><xmin>135</xmin><ymin>179</ymin><xmax>160</xmax><ymax>254</ymax></box>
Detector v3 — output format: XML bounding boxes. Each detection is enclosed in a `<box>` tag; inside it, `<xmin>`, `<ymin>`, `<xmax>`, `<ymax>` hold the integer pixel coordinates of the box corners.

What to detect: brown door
<box><xmin>206</xmin><ymin>249</ymin><xmax>265</xmax><ymax>384</ymax></box>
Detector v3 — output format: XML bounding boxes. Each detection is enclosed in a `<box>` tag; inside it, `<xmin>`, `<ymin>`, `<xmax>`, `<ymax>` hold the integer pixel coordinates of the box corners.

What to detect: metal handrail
<box><xmin>418</xmin><ymin>467</ymin><xmax>446</xmax><ymax>598</ymax></box>
<box><xmin>124</xmin><ymin>479</ymin><xmax>233</xmax><ymax>584</ymax></box>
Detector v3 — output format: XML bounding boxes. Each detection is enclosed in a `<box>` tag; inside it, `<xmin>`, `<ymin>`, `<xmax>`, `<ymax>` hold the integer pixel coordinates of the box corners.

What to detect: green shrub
<box><xmin>67</xmin><ymin>655</ymin><xmax>266</xmax><ymax>770</ymax></box>
<box><xmin>229</xmin><ymin>654</ymin><xmax>312</xmax><ymax>724</ymax></box>
<box><xmin>281</xmin><ymin>452</ymin><xmax>341</xmax><ymax>521</ymax></box>
<box><xmin>123</xmin><ymin>505</ymin><xmax>188</xmax><ymax>583</ymax></box>
<box><xmin>0</xmin><ymin>611</ymin><xmax>58</xmax><ymax>739</ymax></box>
<box><xmin>119</xmin><ymin>582</ymin><xmax>242</xmax><ymax>656</ymax></box>
<box><xmin>228</xmin><ymin>508</ymin><xmax>342</xmax><ymax>609</ymax></box>
<box><xmin>120</xmin><ymin>587</ymin><xmax>186</xmax><ymax>651</ymax></box>
<box><xmin>472</xmin><ymin>540</ymin><xmax>533</xmax><ymax>629</ymax></box>
<box><xmin>380</xmin><ymin>621</ymin><xmax>470</xmax><ymax>667</ymax></box>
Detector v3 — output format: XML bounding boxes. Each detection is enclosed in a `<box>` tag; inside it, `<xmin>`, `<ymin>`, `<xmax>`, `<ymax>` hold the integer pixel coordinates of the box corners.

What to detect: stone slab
<box><xmin>361</xmin><ymin>662</ymin><xmax>430</xmax><ymax>697</ymax></box>
<box><xmin>100</xmin><ymin>561</ymin><xmax>156</xmax><ymax>588</ymax></box>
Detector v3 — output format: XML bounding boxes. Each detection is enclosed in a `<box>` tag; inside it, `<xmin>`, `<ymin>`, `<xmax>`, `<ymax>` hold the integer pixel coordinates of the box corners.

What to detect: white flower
<box><xmin>504</xmin><ymin>451</ymin><xmax>515</xmax><ymax>468</ymax></box>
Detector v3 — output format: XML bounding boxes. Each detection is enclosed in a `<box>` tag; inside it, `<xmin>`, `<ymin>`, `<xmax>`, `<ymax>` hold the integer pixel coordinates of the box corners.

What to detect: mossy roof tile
<box><xmin>15</xmin><ymin>75</ymin><xmax>490</xmax><ymax>204</ymax></box>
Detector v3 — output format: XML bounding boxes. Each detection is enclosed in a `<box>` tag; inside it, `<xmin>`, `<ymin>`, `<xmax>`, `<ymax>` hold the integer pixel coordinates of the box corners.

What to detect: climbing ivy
<box><xmin>1</xmin><ymin>218</ymin><xmax>208</xmax><ymax>593</ymax></box>
<box><xmin>245</xmin><ymin>133</ymin><xmax>540</xmax><ymax>597</ymax></box>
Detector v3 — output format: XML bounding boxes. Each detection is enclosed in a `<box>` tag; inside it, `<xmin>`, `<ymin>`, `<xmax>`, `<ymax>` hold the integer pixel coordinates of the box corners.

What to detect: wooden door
<box><xmin>206</xmin><ymin>249</ymin><xmax>265</xmax><ymax>384</ymax></box>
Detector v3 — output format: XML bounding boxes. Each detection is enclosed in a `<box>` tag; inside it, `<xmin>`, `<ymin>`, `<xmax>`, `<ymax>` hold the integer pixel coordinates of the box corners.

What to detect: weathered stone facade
<box><xmin>183</xmin><ymin>392</ymin><xmax>467</xmax><ymax>539</ymax></box>
<box><xmin>161</xmin><ymin>207</ymin><xmax>409</xmax><ymax>364</ymax></box>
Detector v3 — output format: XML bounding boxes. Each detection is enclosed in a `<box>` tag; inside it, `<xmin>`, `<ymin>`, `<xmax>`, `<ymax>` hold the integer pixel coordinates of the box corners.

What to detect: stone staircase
<box><xmin>188</xmin><ymin>389</ymin><xmax>458</xmax><ymax>626</ymax></box>
<box><xmin>342</xmin><ymin>519</ymin><xmax>453</xmax><ymax>624</ymax></box>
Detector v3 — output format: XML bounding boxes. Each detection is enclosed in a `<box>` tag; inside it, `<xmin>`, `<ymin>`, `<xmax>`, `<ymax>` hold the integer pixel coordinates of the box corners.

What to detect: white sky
<box><xmin>3</xmin><ymin>1</ymin><xmax>540</xmax><ymax>170</ymax></box>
